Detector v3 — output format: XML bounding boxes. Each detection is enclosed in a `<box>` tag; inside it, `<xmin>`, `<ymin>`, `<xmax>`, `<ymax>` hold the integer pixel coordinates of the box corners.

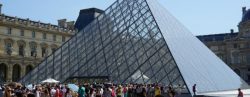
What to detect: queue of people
<box><xmin>0</xmin><ymin>82</ymin><xmax>185</xmax><ymax>97</ymax></box>
<box><xmin>76</xmin><ymin>83</ymin><xmax>182</xmax><ymax>97</ymax></box>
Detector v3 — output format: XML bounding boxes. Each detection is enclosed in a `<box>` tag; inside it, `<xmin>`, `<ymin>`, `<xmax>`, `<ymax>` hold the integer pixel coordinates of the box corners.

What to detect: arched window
<box><xmin>12</xmin><ymin>64</ymin><xmax>21</xmax><ymax>82</ymax></box>
<box><xmin>26</xmin><ymin>65</ymin><xmax>33</xmax><ymax>74</ymax></box>
<box><xmin>5</xmin><ymin>43</ymin><xmax>12</xmax><ymax>55</ymax></box>
<box><xmin>4</xmin><ymin>38</ymin><xmax>14</xmax><ymax>56</ymax></box>
<box><xmin>17</xmin><ymin>40</ymin><xmax>26</xmax><ymax>57</ymax></box>
<box><xmin>51</xmin><ymin>44</ymin><xmax>58</xmax><ymax>53</ymax></box>
<box><xmin>29</xmin><ymin>42</ymin><xmax>37</xmax><ymax>57</ymax></box>
<box><xmin>40</xmin><ymin>43</ymin><xmax>48</xmax><ymax>57</ymax></box>
<box><xmin>19</xmin><ymin>45</ymin><xmax>24</xmax><ymax>56</ymax></box>
<box><xmin>0</xmin><ymin>63</ymin><xmax>7</xmax><ymax>82</ymax></box>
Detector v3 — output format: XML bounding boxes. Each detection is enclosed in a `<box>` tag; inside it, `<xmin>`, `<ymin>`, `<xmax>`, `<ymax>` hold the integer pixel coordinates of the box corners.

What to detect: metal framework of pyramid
<box><xmin>19</xmin><ymin>0</ymin><xmax>248</xmax><ymax>95</ymax></box>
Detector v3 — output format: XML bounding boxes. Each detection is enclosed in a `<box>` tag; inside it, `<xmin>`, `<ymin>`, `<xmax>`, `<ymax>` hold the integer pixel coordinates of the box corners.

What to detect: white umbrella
<box><xmin>26</xmin><ymin>84</ymin><xmax>33</xmax><ymax>90</ymax></box>
<box><xmin>41</xmin><ymin>78</ymin><xmax>59</xmax><ymax>83</ymax></box>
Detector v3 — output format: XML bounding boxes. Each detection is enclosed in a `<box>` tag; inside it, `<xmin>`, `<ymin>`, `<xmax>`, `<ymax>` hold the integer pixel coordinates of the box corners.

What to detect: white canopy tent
<box><xmin>41</xmin><ymin>78</ymin><xmax>59</xmax><ymax>83</ymax></box>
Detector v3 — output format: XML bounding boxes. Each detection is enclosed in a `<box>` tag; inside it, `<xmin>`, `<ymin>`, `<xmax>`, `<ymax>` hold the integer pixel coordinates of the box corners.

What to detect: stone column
<box><xmin>7</xmin><ymin>64</ymin><xmax>13</xmax><ymax>82</ymax></box>
<box><xmin>0</xmin><ymin>38</ymin><xmax>4</xmax><ymax>55</ymax></box>
<box><xmin>20</xmin><ymin>64</ymin><xmax>26</xmax><ymax>78</ymax></box>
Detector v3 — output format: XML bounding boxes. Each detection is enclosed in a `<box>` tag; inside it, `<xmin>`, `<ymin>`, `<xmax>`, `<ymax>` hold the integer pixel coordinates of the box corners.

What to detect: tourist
<box><xmin>154</xmin><ymin>85</ymin><xmax>161</xmax><ymax>97</ymax></box>
<box><xmin>0</xmin><ymin>85</ymin><xmax>3</xmax><ymax>97</ymax></box>
<box><xmin>127</xmin><ymin>85</ymin><xmax>132</xmax><ymax>97</ymax></box>
<box><xmin>35</xmin><ymin>86</ymin><xmax>41</xmax><ymax>97</ymax></box>
<box><xmin>27</xmin><ymin>89</ymin><xmax>35</xmax><ymax>97</ymax></box>
<box><xmin>192</xmin><ymin>84</ymin><xmax>196</xmax><ymax>96</ymax></box>
<box><xmin>3</xmin><ymin>86</ymin><xmax>11</xmax><ymax>97</ymax></box>
<box><xmin>65</xmin><ymin>88</ymin><xmax>72</xmax><ymax>97</ymax></box>
<box><xmin>238</xmin><ymin>88</ymin><xmax>243</xmax><ymax>97</ymax></box>
<box><xmin>95</xmin><ymin>88</ymin><xmax>102</xmax><ymax>97</ymax></box>
<box><xmin>50</xmin><ymin>87</ymin><xmax>56</xmax><ymax>97</ymax></box>
<box><xmin>167</xmin><ymin>86</ymin><xmax>176</xmax><ymax>97</ymax></box>
<box><xmin>111</xmin><ymin>86</ymin><xmax>116</xmax><ymax>97</ymax></box>
<box><xmin>142</xmin><ymin>85</ymin><xmax>147</xmax><ymax>97</ymax></box>
<box><xmin>84</xmin><ymin>84</ymin><xmax>90</xmax><ymax>97</ymax></box>
<box><xmin>116</xmin><ymin>85</ymin><xmax>122</xmax><ymax>97</ymax></box>
<box><xmin>123</xmin><ymin>85</ymin><xmax>128</xmax><ymax>97</ymax></box>
<box><xmin>55</xmin><ymin>85</ymin><xmax>61</xmax><ymax>97</ymax></box>
<box><xmin>89</xmin><ymin>86</ymin><xmax>95</xmax><ymax>97</ymax></box>
<box><xmin>104</xmin><ymin>86</ymin><xmax>112</xmax><ymax>97</ymax></box>
<box><xmin>148</xmin><ymin>85</ymin><xmax>154</xmax><ymax>97</ymax></box>
<box><xmin>61</xmin><ymin>86</ymin><xmax>67</xmax><ymax>97</ymax></box>
<box><xmin>14</xmin><ymin>85</ymin><xmax>22</xmax><ymax>97</ymax></box>
<box><xmin>43</xmin><ymin>87</ymin><xmax>50</xmax><ymax>97</ymax></box>
<box><xmin>177</xmin><ymin>84</ymin><xmax>182</xmax><ymax>96</ymax></box>
<box><xmin>135</xmin><ymin>85</ymin><xmax>142</xmax><ymax>97</ymax></box>
<box><xmin>78</xmin><ymin>85</ymin><xmax>85</xmax><ymax>97</ymax></box>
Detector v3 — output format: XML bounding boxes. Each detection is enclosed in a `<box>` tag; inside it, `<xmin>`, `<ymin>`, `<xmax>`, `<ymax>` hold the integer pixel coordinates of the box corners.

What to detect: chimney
<box><xmin>0</xmin><ymin>4</ymin><xmax>2</xmax><ymax>14</ymax></box>
<box><xmin>242</xmin><ymin>7</ymin><xmax>247</xmax><ymax>15</ymax></box>
<box><xmin>230</xmin><ymin>29</ymin><xmax>234</xmax><ymax>34</ymax></box>
<box><xmin>58</xmin><ymin>19</ymin><xmax>67</xmax><ymax>28</ymax></box>
<box><xmin>74</xmin><ymin>8</ymin><xmax>104</xmax><ymax>31</ymax></box>
<box><xmin>66</xmin><ymin>21</ymin><xmax>75</xmax><ymax>30</ymax></box>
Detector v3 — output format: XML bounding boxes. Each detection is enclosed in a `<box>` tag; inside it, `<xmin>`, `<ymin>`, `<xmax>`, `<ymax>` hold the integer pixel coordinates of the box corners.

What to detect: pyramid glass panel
<box><xmin>20</xmin><ymin>0</ymin><xmax>248</xmax><ymax>95</ymax></box>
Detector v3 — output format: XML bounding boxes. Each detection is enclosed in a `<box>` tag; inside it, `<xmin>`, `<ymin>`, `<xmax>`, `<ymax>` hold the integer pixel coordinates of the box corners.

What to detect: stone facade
<box><xmin>0</xmin><ymin>5</ymin><xmax>75</xmax><ymax>82</ymax></box>
<box><xmin>197</xmin><ymin>7</ymin><xmax>250</xmax><ymax>84</ymax></box>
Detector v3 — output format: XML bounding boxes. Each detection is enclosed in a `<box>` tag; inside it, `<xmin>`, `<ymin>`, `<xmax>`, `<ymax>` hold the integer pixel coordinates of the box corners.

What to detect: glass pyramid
<box><xmin>19</xmin><ymin>0</ymin><xmax>248</xmax><ymax>95</ymax></box>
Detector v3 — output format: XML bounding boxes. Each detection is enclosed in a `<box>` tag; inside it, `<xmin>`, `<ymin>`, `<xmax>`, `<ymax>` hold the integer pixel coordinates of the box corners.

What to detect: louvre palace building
<box><xmin>198</xmin><ymin>7</ymin><xmax>250</xmax><ymax>84</ymax></box>
<box><xmin>0</xmin><ymin>4</ymin><xmax>76</xmax><ymax>82</ymax></box>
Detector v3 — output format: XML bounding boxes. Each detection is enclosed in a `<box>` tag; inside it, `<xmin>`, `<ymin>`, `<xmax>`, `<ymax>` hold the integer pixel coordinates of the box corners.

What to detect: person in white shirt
<box><xmin>50</xmin><ymin>87</ymin><xmax>56</xmax><ymax>97</ymax></box>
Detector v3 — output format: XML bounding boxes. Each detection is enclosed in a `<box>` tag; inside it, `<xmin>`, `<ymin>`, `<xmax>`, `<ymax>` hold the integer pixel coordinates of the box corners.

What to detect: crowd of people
<box><xmin>0</xmin><ymin>82</ymin><xmax>186</xmax><ymax>97</ymax></box>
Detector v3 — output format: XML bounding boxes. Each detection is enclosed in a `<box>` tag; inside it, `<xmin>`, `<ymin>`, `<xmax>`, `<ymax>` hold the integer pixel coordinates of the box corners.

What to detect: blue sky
<box><xmin>1</xmin><ymin>0</ymin><xmax>250</xmax><ymax>35</ymax></box>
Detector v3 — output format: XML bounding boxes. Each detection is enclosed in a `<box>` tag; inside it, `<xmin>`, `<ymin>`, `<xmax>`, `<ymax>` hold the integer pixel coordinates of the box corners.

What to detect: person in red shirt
<box><xmin>238</xmin><ymin>88</ymin><xmax>243</xmax><ymax>97</ymax></box>
<box><xmin>55</xmin><ymin>85</ymin><xmax>61</xmax><ymax>97</ymax></box>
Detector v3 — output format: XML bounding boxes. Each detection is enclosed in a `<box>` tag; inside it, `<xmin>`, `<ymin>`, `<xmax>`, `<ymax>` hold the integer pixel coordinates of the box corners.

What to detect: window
<box><xmin>246</xmin><ymin>53</ymin><xmax>250</xmax><ymax>63</ymax></box>
<box><xmin>41</xmin><ymin>47</ymin><xmax>47</xmax><ymax>57</ymax></box>
<box><xmin>234</xmin><ymin>69</ymin><xmax>240</xmax><ymax>76</ymax></box>
<box><xmin>239</xmin><ymin>44</ymin><xmax>245</xmax><ymax>49</ymax></box>
<box><xmin>32</xmin><ymin>31</ymin><xmax>35</xmax><ymax>38</ymax></box>
<box><xmin>7</xmin><ymin>28</ymin><xmax>11</xmax><ymax>35</ymax></box>
<box><xmin>30</xmin><ymin>45</ymin><xmax>36</xmax><ymax>57</ymax></box>
<box><xmin>53</xmin><ymin>34</ymin><xmax>56</xmax><ymax>41</ymax></box>
<box><xmin>20</xmin><ymin>29</ymin><xmax>24</xmax><ymax>36</ymax></box>
<box><xmin>5</xmin><ymin>43</ymin><xmax>12</xmax><ymax>55</ymax></box>
<box><xmin>210</xmin><ymin>46</ymin><xmax>218</xmax><ymax>51</ymax></box>
<box><xmin>217</xmin><ymin>54</ymin><xmax>225</xmax><ymax>61</ymax></box>
<box><xmin>232</xmin><ymin>52</ymin><xmax>240</xmax><ymax>64</ymax></box>
<box><xmin>19</xmin><ymin>45</ymin><xmax>24</xmax><ymax>56</ymax></box>
<box><xmin>62</xmin><ymin>36</ymin><xmax>65</xmax><ymax>42</ymax></box>
<box><xmin>233</xmin><ymin>43</ymin><xmax>238</xmax><ymax>48</ymax></box>
<box><xmin>43</xmin><ymin>33</ymin><xmax>46</xmax><ymax>39</ymax></box>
